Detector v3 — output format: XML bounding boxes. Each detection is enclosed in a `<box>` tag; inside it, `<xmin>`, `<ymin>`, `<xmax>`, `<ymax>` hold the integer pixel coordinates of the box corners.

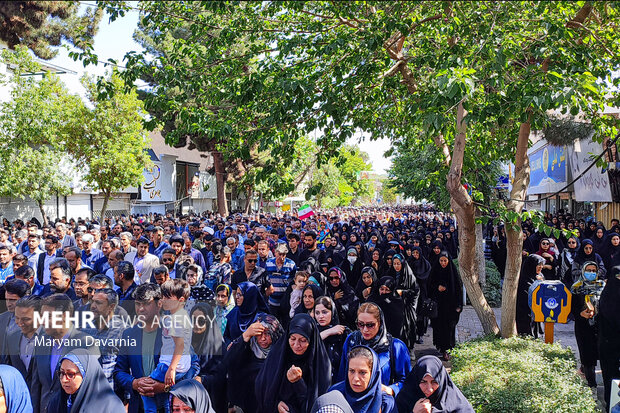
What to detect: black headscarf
<box><xmin>355</xmin><ymin>266</ymin><xmax>377</xmax><ymax>301</ymax></box>
<box><xmin>255</xmin><ymin>313</ymin><xmax>332</xmax><ymax>413</ymax></box>
<box><xmin>429</xmin><ymin>252</ymin><xmax>463</xmax><ymax>312</ymax></box>
<box><xmin>47</xmin><ymin>349</ymin><xmax>125</xmax><ymax>413</ymax></box>
<box><xmin>296</xmin><ymin>283</ymin><xmax>325</xmax><ymax>315</ymax></box>
<box><xmin>169</xmin><ymin>379</ymin><xmax>215</xmax><ymax>413</ymax></box>
<box><xmin>388</xmin><ymin>253</ymin><xmax>417</xmax><ymax>290</ymax></box>
<box><xmin>190</xmin><ymin>303</ymin><xmax>224</xmax><ymax>367</ymax></box>
<box><xmin>345</xmin><ymin>304</ymin><xmax>393</xmax><ymax>354</ymax></box>
<box><xmin>599</xmin><ymin>265</ymin><xmax>620</xmax><ymax>333</ymax></box>
<box><xmin>396</xmin><ymin>355</ymin><xmax>474</xmax><ymax>413</ymax></box>
<box><xmin>410</xmin><ymin>246</ymin><xmax>432</xmax><ymax>281</ymax></box>
<box><xmin>371</xmin><ymin>276</ymin><xmax>404</xmax><ymax>340</ymax></box>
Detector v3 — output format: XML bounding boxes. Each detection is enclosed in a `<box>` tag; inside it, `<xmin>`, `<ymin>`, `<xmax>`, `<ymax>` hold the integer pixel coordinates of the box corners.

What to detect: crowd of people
<box><xmin>0</xmin><ymin>206</ymin><xmax>616</xmax><ymax>412</ymax></box>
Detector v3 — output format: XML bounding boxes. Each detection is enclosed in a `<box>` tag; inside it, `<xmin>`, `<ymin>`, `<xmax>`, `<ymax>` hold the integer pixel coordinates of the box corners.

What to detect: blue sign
<box><xmin>528</xmin><ymin>145</ymin><xmax>567</xmax><ymax>195</ymax></box>
<box><xmin>528</xmin><ymin>280</ymin><xmax>572</xmax><ymax>323</ymax></box>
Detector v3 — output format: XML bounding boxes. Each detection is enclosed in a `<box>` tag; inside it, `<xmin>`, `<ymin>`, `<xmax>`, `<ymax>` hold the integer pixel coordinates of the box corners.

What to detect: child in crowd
<box><xmin>142</xmin><ymin>279</ymin><xmax>193</xmax><ymax>413</ymax></box>
<box><xmin>289</xmin><ymin>270</ymin><xmax>309</xmax><ymax>318</ymax></box>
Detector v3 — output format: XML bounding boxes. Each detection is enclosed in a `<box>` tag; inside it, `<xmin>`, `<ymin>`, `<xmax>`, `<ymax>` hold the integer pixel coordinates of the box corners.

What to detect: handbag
<box><xmin>421</xmin><ymin>298</ymin><xmax>438</xmax><ymax>319</ymax></box>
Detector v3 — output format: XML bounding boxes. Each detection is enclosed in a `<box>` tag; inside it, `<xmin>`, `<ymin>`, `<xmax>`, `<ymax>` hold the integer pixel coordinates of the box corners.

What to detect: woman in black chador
<box><xmin>515</xmin><ymin>254</ymin><xmax>545</xmax><ymax>336</ymax></box>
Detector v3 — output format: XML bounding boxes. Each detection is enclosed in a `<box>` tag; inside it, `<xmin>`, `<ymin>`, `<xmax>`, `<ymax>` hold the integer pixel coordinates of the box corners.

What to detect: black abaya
<box><xmin>428</xmin><ymin>252</ymin><xmax>463</xmax><ymax>353</ymax></box>
<box><xmin>515</xmin><ymin>254</ymin><xmax>545</xmax><ymax>336</ymax></box>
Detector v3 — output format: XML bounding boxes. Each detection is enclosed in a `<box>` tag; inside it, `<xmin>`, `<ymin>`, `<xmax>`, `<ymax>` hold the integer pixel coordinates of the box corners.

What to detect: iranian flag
<box><xmin>298</xmin><ymin>204</ymin><xmax>315</xmax><ymax>219</ymax></box>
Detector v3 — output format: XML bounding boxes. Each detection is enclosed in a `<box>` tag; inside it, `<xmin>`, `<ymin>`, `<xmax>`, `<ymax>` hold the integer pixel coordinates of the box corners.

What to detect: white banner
<box><xmin>568</xmin><ymin>139</ymin><xmax>612</xmax><ymax>202</ymax></box>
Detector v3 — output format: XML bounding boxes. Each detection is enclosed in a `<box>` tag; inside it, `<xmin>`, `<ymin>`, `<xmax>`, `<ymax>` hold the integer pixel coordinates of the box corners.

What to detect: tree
<box><xmin>93</xmin><ymin>1</ymin><xmax>620</xmax><ymax>334</ymax></box>
<box><xmin>0</xmin><ymin>46</ymin><xmax>82</xmax><ymax>225</ymax></box>
<box><xmin>0</xmin><ymin>1</ymin><xmax>102</xmax><ymax>60</ymax></box>
<box><xmin>379</xmin><ymin>179</ymin><xmax>398</xmax><ymax>204</ymax></box>
<box><xmin>72</xmin><ymin>72</ymin><xmax>151</xmax><ymax>219</ymax></box>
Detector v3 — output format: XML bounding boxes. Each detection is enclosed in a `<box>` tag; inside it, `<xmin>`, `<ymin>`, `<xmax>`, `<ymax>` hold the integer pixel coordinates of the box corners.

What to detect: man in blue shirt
<box><xmin>0</xmin><ymin>245</ymin><xmax>14</xmax><ymax>282</ymax></box>
<box><xmin>226</xmin><ymin>236</ymin><xmax>245</xmax><ymax>272</ymax></box>
<box><xmin>264</xmin><ymin>243</ymin><xmax>297</xmax><ymax>317</ymax></box>
<box><xmin>148</xmin><ymin>226</ymin><xmax>170</xmax><ymax>258</ymax></box>
<box><xmin>81</xmin><ymin>233</ymin><xmax>104</xmax><ymax>269</ymax></box>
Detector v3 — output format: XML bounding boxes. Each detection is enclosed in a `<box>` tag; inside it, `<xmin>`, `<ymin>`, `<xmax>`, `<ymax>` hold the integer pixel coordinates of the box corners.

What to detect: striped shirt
<box><xmin>265</xmin><ymin>257</ymin><xmax>297</xmax><ymax>307</ymax></box>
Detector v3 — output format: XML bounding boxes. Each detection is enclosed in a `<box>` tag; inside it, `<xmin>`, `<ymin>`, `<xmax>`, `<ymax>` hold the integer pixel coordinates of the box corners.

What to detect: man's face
<box><xmin>28</xmin><ymin>237</ymin><xmax>39</xmax><ymax>251</ymax></box>
<box><xmin>120</xmin><ymin>235</ymin><xmax>131</xmax><ymax>248</ymax></box>
<box><xmin>237</xmin><ymin>224</ymin><xmax>246</xmax><ymax>234</ymax></box>
<box><xmin>56</xmin><ymin>227</ymin><xmax>66</xmax><ymax>238</ymax></box>
<box><xmin>91</xmin><ymin>292</ymin><xmax>114</xmax><ymax>322</ymax></box>
<box><xmin>73</xmin><ymin>273</ymin><xmax>90</xmax><ymax>298</ymax></box>
<box><xmin>108</xmin><ymin>253</ymin><xmax>120</xmax><ymax>271</ymax></box>
<box><xmin>113</xmin><ymin>225</ymin><xmax>122</xmax><ymax>235</ymax></box>
<box><xmin>5</xmin><ymin>292</ymin><xmax>20</xmax><ymax>313</ymax></box>
<box><xmin>133</xmin><ymin>226</ymin><xmax>143</xmax><ymax>238</ymax></box>
<box><xmin>101</xmin><ymin>242</ymin><xmax>112</xmax><ymax>257</ymax></box>
<box><xmin>65</xmin><ymin>251</ymin><xmax>79</xmax><ymax>271</ymax></box>
<box><xmin>285</xmin><ymin>227</ymin><xmax>292</xmax><ymax>236</ymax></box>
<box><xmin>224</xmin><ymin>229</ymin><xmax>232</xmax><ymax>238</ymax></box>
<box><xmin>90</xmin><ymin>230</ymin><xmax>100</xmax><ymax>241</ymax></box>
<box><xmin>170</xmin><ymin>242</ymin><xmax>183</xmax><ymax>256</ymax></box>
<box><xmin>27</xmin><ymin>226</ymin><xmax>37</xmax><ymax>236</ymax></box>
<box><xmin>275</xmin><ymin>251</ymin><xmax>286</xmax><ymax>264</ymax></box>
<box><xmin>257</xmin><ymin>244</ymin><xmax>269</xmax><ymax>259</ymax></box>
<box><xmin>153</xmin><ymin>230</ymin><xmax>163</xmax><ymax>243</ymax></box>
<box><xmin>135</xmin><ymin>298</ymin><xmax>161</xmax><ymax>321</ymax></box>
<box><xmin>154</xmin><ymin>271</ymin><xmax>169</xmax><ymax>285</ymax></box>
<box><xmin>44</xmin><ymin>238</ymin><xmax>56</xmax><ymax>253</ymax></box>
<box><xmin>137</xmin><ymin>242</ymin><xmax>148</xmax><ymax>257</ymax></box>
<box><xmin>15</xmin><ymin>306</ymin><xmax>35</xmax><ymax>336</ymax></box>
<box><xmin>100</xmin><ymin>227</ymin><xmax>108</xmax><ymax>239</ymax></box>
<box><xmin>245</xmin><ymin>253</ymin><xmax>257</xmax><ymax>271</ymax></box>
<box><xmin>161</xmin><ymin>253</ymin><xmax>176</xmax><ymax>270</ymax></box>
<box><xmin>288</xmin><ymin>238</ymin><xmax>298</xmax><ymax>250</ymax></box>
<box><xmin>0</xmin><ymin>249</ymin><xmax>10</xmax><ymax>265</ymax></box>
<box><xmin>82</xmin><ymin>239</ymin><xmax>92</xmax><ymax>253</ymax></box>
<box><xmin>226</xmin><ymin>239</ymin><xmax>236</xmax><ymax>250</ymax></box>
<box><xmin>304</xmin><ymin>236</ymin><xmax>315</xmax><ymax>249</ymax></box>
<box><xmin>50</xmin><ymin>268</ymin><xmax>70</xmax><ymax>293</ymax></box>
<box><xmin>42</xmin><ymin>305</ymin><xmax>68</xmax><ymax>338</ymax></box>
<box><xmin>255</xmin><ymin>228</ymin><xmax>265</xmax><ymax>239</ymax></box>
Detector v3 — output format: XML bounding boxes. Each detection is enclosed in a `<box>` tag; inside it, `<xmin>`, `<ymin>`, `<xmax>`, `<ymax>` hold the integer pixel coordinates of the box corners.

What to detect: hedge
<box><xmin>450</xmin><ymin>336</ymin><xmax>597</xmax><ymax>413</ymax></box>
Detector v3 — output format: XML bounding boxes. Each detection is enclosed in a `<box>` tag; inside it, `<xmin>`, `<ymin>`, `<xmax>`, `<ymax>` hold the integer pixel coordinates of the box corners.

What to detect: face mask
<box><xmin>348</xmin><ymin>256</ymin><xmax>357</xmax><ymax>264</ymax></box>
<box><xmin>584</xmin><ymin>272</ymin><xmax>597</xmax><ymax>282</ymax></box>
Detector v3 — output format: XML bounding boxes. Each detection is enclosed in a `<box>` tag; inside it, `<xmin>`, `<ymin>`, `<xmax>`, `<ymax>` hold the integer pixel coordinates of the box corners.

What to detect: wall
<box><xmin>594</xmin><ymin>202</ymin><xmax>620</xmax><ymax>228</ymax></box>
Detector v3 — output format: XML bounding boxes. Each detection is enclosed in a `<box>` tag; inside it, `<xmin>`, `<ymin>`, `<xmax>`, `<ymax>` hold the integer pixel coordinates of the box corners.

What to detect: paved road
<box><xmin>413</xmin><ymin>306</ymin><xmax>606</xmax><ymax>411</ymax></box>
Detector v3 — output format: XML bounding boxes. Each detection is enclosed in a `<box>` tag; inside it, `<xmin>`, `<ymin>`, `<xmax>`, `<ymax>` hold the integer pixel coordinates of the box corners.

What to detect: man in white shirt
<box><xmin>124</xmin><ymin>237</ymin><xmax>159</xmax><ymax>284</ymax></box>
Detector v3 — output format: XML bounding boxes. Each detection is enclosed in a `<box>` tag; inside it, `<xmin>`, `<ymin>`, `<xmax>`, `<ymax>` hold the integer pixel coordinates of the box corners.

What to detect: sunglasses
<box><xmin>246</xmin><ymin>259</ymin><xmax>257</xmax><ymax>263</ymax></box>
<box><xmin>357</xmin><ymin>321</ymin><xmax>377</xmax><ymax>330</ymax></box>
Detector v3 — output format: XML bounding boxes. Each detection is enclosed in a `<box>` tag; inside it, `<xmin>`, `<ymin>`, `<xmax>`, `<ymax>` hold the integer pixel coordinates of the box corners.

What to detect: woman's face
<box><xmin>303</xmin><ymin>289</ymin><xmax>315</xmax><ymax>309</ymax></box>
<box><xmin>612</xmin><ymin>236</ymin><xmax>620</xmax><ymax>247</ymax></box>
<box><xmin>235</xmin><ymin>289</ymin><xmax>244</xmax><ymax>306</ymax></box>
<box><xmin>350</xmin><ymin>234</ymin><xmax>357</xmax><ymax>243</ymax></box>
<box><xmin>171</xmin><ymin>396</ymin><xmax>194</xmax><ymax>413</ymax></box>
<box><xmin>192</xmin><ymin>309</ymin><xmax>206</xmax><ymax>334</ymax></box>
<box><xmin>584</xmin><ymin>244</ymin><xmax>593</xmax><ymax>254</ymax></box>
<box><xmin>597</xmin><ymin>229</ymin><xmax>604</xmax><ymax>238</ymax></box>
<box><xmin>412</xmin><ymin>249</ymin><xmax>420</xmax><ymax>259</ymax></box>
<box><xmin>329</xmin><ymin>271</ymin><xmax>341</xmax><ymax>287</ymax></box>
<box><xmin>419</xmin><ymin>373</ymin><xmax>439</xmax><ymax>398</ymax></box>
<box><xmin>439</xmin><ymin>256</ymin><xmax>449</xmax><ymax>268</ymax></box>
<box><xmin>314</xmin><ymin>303</ymin><xmax>332</xmax><ymax>327</ymax></box>
<box><xmin>536</xmin><ymin>263</ymin><xmax>544</xmax><ymax>274</ymax></box>
<box><xmin>357</xmin><ymin>312</ymin><xmax>379</xmax><ymax>341</ymax></box>
<box><xmin>362</xmin><ymin>272</ymin><xmax>373</xmax><ymax>286</ymax></box>
<box><xmin>216</xmin><ymin>289</ymin><xmax>229</xmax><ymax>307</ymax></box>
<box><xmin>348</xmin><ymin>356</ymin><xmax>372</xmax><ymax>393</ymax></box>
<box><xmin>393</xmin><ymin>258</ymin><xmax>402</xmax><ymax>272</ymax></box>
<box><xmin>379</xmin><ymin>285</ymin><xmax>391</xmax><ymax>295</ymax></box>
<box><xmin>256</xmin><ymin>329</ymin><xmax>273</xmax><ymax>349</ymax></box>
<box><xmin>288</xmin><ymin>333</ymin><xmax>309</xmax><ymax>355</ymax></box>
<box><xmin>59</xmin><ymin>359</ymin><xmax>83</xmax><ymax>396</ymax></box>
<box><xmin>567</xmin><ymin>238</ymin><xmax>577</xmax><ymax>249</ymax></box>
<box><xmin>186</xmin><ymin>269</ymin><xmax>198</xmax><ymax>286</ymax></box>
<box><xmin>372</xmin><ymin>250</ymin><xmax>380</xmax><ymax>261</ymax></box>
<box><xmin>433</xmin><ymin>246</ymin><xmax>441</xmax><ymax>254</ymax></box>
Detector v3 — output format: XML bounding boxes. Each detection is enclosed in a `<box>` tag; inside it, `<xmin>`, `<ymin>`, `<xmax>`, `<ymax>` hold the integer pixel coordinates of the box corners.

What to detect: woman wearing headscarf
<box><xmin>371</xmin><ymin>276</ymin><xmax>405</xmax><ymax>341</ymax></box>
<box><xmin>314</xmin><ymin>296</ymin><xmax>352</xmax><ymax>382</ymax></box>
<box><xmin>409</xmin><ymin>246</ymin><xmax>432</xmax><ymax>343</ymax></box>
<box><xmin>0</xmin><ymin>364</ymin><xmax>33</xmax><ymax>413</ymax></box>
<box><xmin>343</xmin><ymin>247</ymin><xmax>364</xmax><ymax>288</ymax></box>
<box><xmin>169</xmin><ymin>379</ymin><xmax>215</xmax><ymax>413</ymax></box>
<box><xmin>255</xmin><ymin>313</ymin><xmax>332</xmax><ymax>413</ymax></box>
<box><xmin>535</xmin><ymin>238</ymin><xmax>558</xmax><ymax>280</ymax></box>
<box><xmin>329</xmin><ymin>346</ymin><xmax>395</xmax><ymax>413</ymax></box>
<box><xmin>571</xmin><ymin>239</ymin><xmax>607</xmax><ymax>285</ymax></box>
<box><xmin>592</xmin><ymin>225</ymin><xmax>607</xmax><ymax>254</ymax></box>
<box><xmin>601</xmin><ymin>232</ymin><xmax>620</xmax><ymax>274</ymax></box>
<box><xmin>296</xmin><ymin>283</ymin><xmax>325</xmax><ymax>316</ymax></box>
<box><xmin>224</xmin><ymin>281</ymin><xmax>269</xmax><ymax>344</ymax></box>
<box><xmin>310</xmin><ymin>391</ymin><xmax>354</xmax><ymax>413</ymax></box>
<box><xmin>190</xmin><ymin>303</ymin><xmax>224</xmax><ymax>374</ymax></box>
<box><xmin>443</xmin><ymin>231</ymin><xmax>458</xmax><ymax>259</ymax></box>
<box><xmin>47</xmin><ymin>349</ymin><xmax>125</xmax><ymax>413</ymax></box>
<box><xmin>367</xmin><ymin>248</ymin><xmax>382</xmax><ymax>273</ymax></box>
<box><xmin>428</xmin><ymin>241</ymin><xmax>446</xmax><ymax>268</ymax></box>
<box><xmin>225</xmin><ymin>313</ymin><xmax>284</xmax><ymax>413</ymax></box>
<box><xmin>428</xmin><ymin>252</ymin><xmax>463</xmax><ymax>360</ymax></box>
<box><xmin>338</xmin><ymin>303</ymin><xmax>411</xmax><ymax>398</ymax></box>
<box><xmin>326</xmin><ymin>267</ymin><xmax>360</xmax><ymax>329</ymax></box>
<box><xmin>598</xmin><ymin>264</ymin><xmax>620</xmax><ymax>409</ymax></box>
<box><xmin>570</xmin><ymin>261</ymin><xmax>606</xmax><ymax>388</ymax></box>
<box><xmin>387</xmin><ymin>254</ymin><xmax>420</xmax><ymax>349</ymax></box>
<box><xmin>558</xmin><ymin>236</ymin><xmax>580</xmax><ymax>288</ymax></box>
<box><xmin>516</xmin><ymin>254</ymin><xmax>545</xmax><ymax>336</ymax></box>
<box><xmin>379</xmin><ymin>249</ymin><xmax>397</xmax><ymax>277</ymax></box>
<box><xmin>214</xmin><ymin>284</ymin><xmax>235</xmax><ymax>336</ymax></box>
<box><xmin>354</xmin><ymin>266</ymin><xmax>377</xmax><ymax>302</ymax></box>
<box><xmin>395</xmin><ymin>355</ymin><xmax>474</xmax><ymax>413</ymax></box>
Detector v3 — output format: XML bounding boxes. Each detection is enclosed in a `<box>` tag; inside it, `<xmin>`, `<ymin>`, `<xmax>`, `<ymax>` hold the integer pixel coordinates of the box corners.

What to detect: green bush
<box><xmin>450</xmin><ymin>336</ymin><xmax>597</xmax><ymax>413</ymax></box>
<box><xmin>483</xmin><ymin>260</ymin><xmax>502</xmax><ymax>308</ymax></box>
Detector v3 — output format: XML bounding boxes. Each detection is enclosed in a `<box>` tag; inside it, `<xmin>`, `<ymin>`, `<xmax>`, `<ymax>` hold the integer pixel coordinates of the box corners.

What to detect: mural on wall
<box><xmin>142</xmin><ymin>163</ymin><xmax>162</xmax><ymax>199</ymax></box>
<box><xmin>528</xmin><ymin>144</ymin><xmax>567</xmax><ymax>195</ymax></box>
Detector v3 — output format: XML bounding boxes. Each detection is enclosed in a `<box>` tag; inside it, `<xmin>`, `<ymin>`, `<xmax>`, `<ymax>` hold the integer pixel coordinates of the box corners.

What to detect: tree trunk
<box><xmin>500</xmin><ymin>119</ymin><xmax>531</xmax><ymax>338</ymax></box>
<box><xmin>37</xmin><ymin>200</ymin><xmax>49</xmax><ymax>226</ymax></box>
<box><xmin>446</xmin><ymin>103</ymin><xmax>500</xmax><ymax>335</ymax></box>
<box><xmin>244</xmin><ymin>186</ymin><xmax>253</xmax><ymax>214</ymax></box>
<box><xmin>475</xmin><ymin>220</ymin><xmax>487</xmax><ymax>287</ymax></box>
<box><xmin>213</xmin><ymin>151</ymin><xmax>228</xmax><ymax>217</ymax></box>
<box><xmin>100</xmin><ymin>190</ymin><xmax>111</xmax><ymax>222</ymax></box>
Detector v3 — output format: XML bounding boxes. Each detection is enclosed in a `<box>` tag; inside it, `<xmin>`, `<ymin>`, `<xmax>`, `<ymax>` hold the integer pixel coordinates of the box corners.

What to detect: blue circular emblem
<box><xmin>545</xmin><ymin>297</ymin><xmax>559</xmax><ymax>309</ymax></box>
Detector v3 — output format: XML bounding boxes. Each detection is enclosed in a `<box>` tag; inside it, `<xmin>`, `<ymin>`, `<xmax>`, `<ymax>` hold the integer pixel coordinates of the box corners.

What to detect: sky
<box><xmin>48</xmin><ymin>3</ymin><xmax>393</xmax><ymax>175</ymax></box>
